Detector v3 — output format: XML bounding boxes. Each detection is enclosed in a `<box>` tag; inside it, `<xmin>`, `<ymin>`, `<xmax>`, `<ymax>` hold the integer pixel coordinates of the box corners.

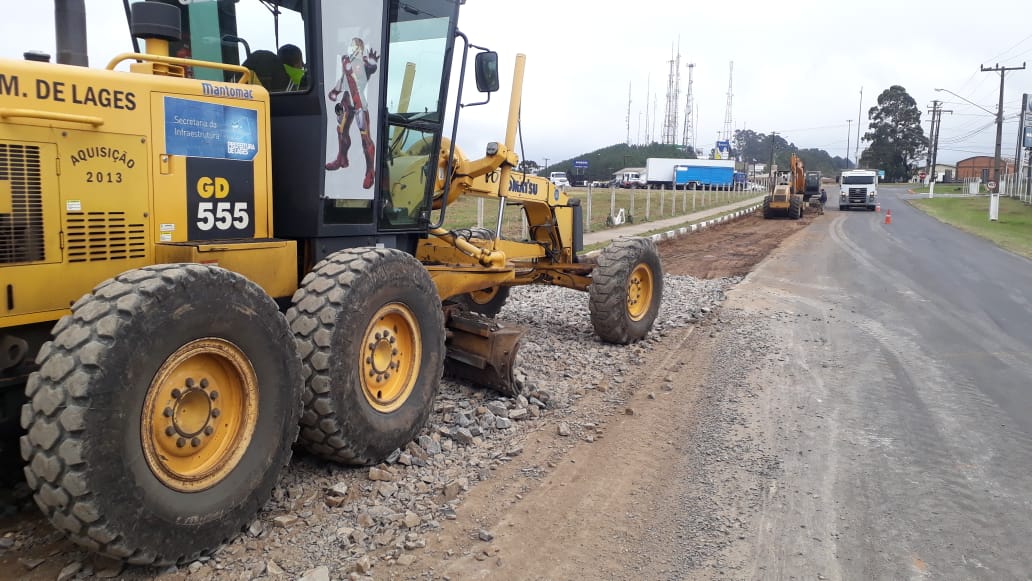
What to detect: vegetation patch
<box><xmin>909</xmin><ymin>196</ymin><xmax>1032</xmax><ymax>258</ymax></box>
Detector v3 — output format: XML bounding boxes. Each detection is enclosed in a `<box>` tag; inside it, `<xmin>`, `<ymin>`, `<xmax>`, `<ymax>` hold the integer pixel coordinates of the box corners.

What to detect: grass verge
<box><xmin>432</xmin><ymin>187</ymin><xmax>758</xmax><ymax>239</ymax></box>
<box><xmin>909</xmin><ymin>196</ymin><xmax>1032</xmax><ymax>259</ymax></box>
<box><xmin>581</xmin><ymin>204</ymin><xmax>761</xmax><ymax>253</ymax></box>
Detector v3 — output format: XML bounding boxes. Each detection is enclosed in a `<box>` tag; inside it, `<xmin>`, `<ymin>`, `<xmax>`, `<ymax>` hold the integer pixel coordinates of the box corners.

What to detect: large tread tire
<box><xmin>789</xmin><ymin>196</ymin><xmax>803</xmax><ymax>219</ymax></box>
<box><xmin>453</xmin><ymin>285</ymin><xmax>510</xmax><ymax>317</ymax></box>
<box><xmin>762</xmin><ymin>196</ymin><xmax>773</xmax><ymax>219</ymax></box>
<box><xmin>20</xmin><ymin>265</ymin><xmax>302</xmax><ymax>566</ymax></box>
<box><xmin>588</xmin><ymin>237</ymin><xmax>663</xmax><ymax>344</ymax></box>
<box><xmin>287</xmin><ymin>248</ymin><xmax>445</xmax><ymax>465</ymax></box>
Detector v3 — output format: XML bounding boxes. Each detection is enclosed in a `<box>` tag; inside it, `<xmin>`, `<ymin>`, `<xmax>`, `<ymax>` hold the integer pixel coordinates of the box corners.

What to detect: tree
<box><xmin>859</xmin><ymin>85</ymin><xmax>928</xmax><ymax>181</ymax></box>
<box><xmin>518</xmin><ymin>160</ymin><xmax>540</xmax><ymax>172</ymax></box>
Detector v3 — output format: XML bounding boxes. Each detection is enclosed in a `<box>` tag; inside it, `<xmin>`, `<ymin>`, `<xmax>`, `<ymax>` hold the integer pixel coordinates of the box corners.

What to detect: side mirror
<box><xmin>474</xmin><ymin>51</ymin><xmax>499</xmax><ymax>93</ymax></box>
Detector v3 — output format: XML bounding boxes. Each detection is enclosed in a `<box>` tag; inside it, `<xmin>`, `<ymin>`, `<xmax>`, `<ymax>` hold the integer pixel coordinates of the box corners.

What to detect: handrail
<box><xmin>106</xmin><ymin>53</ymin><xmax>253</xmax><ymax>84</ymax></box>
<box><xmin>0</xmin><ymin>108</ymin><xmax>104</xmax><ymax>126</ymax></box>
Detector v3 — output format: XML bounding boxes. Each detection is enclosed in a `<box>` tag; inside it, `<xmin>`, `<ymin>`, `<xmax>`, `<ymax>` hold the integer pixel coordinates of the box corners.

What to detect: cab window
<box><xmin>168</xmin><ymin>0</ymin><xmax>310</xmax><ymax>93</ymax></box>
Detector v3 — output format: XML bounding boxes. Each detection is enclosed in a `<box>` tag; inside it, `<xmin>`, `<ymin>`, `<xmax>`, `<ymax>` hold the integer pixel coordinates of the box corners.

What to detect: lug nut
<box><xmin>176</xmin><ymin>437</ymin><xmax>186</xmax><ymax>448</ymax></box>
<box><xmin>165</xmin><ymin>426</ymin><xmax>175</xmax><ymax>436</ymax></box>
<box><xmin>200</xmin><ymin>378</ymin><xmax>209</xmax><ymax>388</ymax></box>
<box><xmin>191</xmin><ymin>437</ymin><xmax>201</xmax><ymax>448</ymax></box>
<box><xmin>185</xmin><ymin>378</ymin><xmax>195</xmax><ymax>388</ymax></box>
<box><xmin>204</xmin><ymin>426</ymin><xmax>214</xmax><ymax>436</ymax></box>
<box><xmin>375</xmin><ymin>332</ymin><xmax>382</xmax><ymax>340</ymax></box>
<box><xmin>211</xmin><ymin>409</ymin><xmax>221</xmax><ymax>418</ymax></box>
<box><xmin>171</xmin><ymin>388</ymin><xmax>181</xmax><ymax>399</ymax></box>
<box><xmin>210</xmin><ymin>391</ymin><xmax>218</xmax><ymax>401</ymax></box>
<box><xmin>163</xmin><ymin>407</ymin><xmax>173</xmax><ymax>417</ymax></box>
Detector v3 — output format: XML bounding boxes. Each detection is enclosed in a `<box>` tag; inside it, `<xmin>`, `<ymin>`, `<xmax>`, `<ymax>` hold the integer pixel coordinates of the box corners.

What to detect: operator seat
<box><xmin>241</xmin><ymin>50</ymin><xmax>290</xmax><ymax>92</ymax></box>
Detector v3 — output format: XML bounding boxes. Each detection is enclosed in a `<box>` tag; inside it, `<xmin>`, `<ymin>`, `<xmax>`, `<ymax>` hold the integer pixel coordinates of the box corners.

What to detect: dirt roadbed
<box><xmin>0</xmin><ymin>211</ymin><xmax>820</xmax><ymax>580</ymax></box>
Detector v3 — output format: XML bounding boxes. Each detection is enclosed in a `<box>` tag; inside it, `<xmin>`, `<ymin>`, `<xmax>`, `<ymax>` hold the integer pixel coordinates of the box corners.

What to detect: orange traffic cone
<box><xmin>876</xmin><ymin>203</ymin><xmax>881</xmax><ymax>212</ymax></box>
<box><xmin>884</xmin><ymin>209</ymin><xmax>892</xmax><ymax>225</ymax></box>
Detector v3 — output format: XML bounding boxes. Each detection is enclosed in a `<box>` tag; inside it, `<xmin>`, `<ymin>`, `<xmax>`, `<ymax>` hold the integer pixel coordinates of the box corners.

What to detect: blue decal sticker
<box><xmin>164</xmin><ymin>96</ymin><xmax>258</xmax><ymax>160</ymax></box>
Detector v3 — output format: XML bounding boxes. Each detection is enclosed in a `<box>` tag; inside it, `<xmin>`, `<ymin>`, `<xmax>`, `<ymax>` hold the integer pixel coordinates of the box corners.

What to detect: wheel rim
<box><xmin>142</xmin><ymin>339</ymin><xmax>258</xmax><ymax>492</ymax></box>
<box><xmin>361</xmin><ymin>302</ymin><xmax>421</xmax><ymax>413</ymax></box>
<box><xmin>627</xmin><ymin>263</ymin><xmax>654</xmax><ymax>321</ymax></box>
<box><xmin>468</xmin><ymin>286</ymin><xmax>500</xmax><ymax>306</ymax></box>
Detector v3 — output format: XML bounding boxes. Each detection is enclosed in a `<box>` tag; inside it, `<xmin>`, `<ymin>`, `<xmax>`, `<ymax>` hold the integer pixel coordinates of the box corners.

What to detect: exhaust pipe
<box><xmin>55</xmin><ymin>0</ymin><xmax>88</xmax><ymax>66</ymax></box>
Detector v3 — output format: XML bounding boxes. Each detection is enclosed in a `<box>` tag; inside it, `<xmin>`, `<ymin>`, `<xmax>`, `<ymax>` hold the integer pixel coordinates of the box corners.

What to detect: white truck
<box><xmin>839</xmin><ymin>169</ymin><xmax>879</xmax><ymax>211</ymax></box>
<box><xmin>646</xmin><ymin>157</ymin><xmax>698</xmax><ymax>187</ymax></box>
<box><xmin>615</xmin><ymin>170</ymin><xmax>646</xmax><ymax>188</ymax></box>
<box><xmin>549</xmin><ymin>171</ymin><xmax>570</xmax><ymax>188</ymax></box>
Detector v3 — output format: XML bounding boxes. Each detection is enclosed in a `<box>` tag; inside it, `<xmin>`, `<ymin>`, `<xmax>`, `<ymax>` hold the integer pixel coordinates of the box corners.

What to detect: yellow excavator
<box><xmin>763</xmin><ymin>153</ymin><xmax>805</xmax><ymax>219</ymax></box>
<box><xmin>0</xmin><ymin>0</ymin><xmax>663</xmax><ymax>565</ymax></box>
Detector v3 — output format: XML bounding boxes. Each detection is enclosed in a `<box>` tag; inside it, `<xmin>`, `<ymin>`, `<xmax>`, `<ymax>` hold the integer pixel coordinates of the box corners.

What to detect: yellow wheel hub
<box><xmin>142</xmin><ymin>338</ymin><xmax>258</xmax><ymax>492</ymax></box>
<box><xmin>469</xmin><ymin>286</ymin><xmax>500</xmax><ymax>305</ymax></box>
<box><xmin>627</xmin><ymin>263</ymin><xmax>654</xmax><ymax>321</ymax></box>
<box><xmin>361</xmin><ymin>303</ymin><xmax>421</xmax><ymax>413</ymax></box>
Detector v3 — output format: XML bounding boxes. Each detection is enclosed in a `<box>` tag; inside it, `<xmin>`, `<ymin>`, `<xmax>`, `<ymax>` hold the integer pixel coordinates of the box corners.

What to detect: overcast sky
<box><xmin>4</xmin><ymin>1</ymin><xmax>1030</xmax><ymax>169</ymax></box>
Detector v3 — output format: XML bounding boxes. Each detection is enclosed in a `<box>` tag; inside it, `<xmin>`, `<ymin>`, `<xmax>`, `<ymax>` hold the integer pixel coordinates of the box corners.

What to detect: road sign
<box><xmin>988</xmin><ymin>180</ymin><xmax>998</xmax><ymax>191</ymax></box>
<box><xmin>573</xmin><ymin>160</ymin><xmax>588</xmax><ymax>168</ymax></box>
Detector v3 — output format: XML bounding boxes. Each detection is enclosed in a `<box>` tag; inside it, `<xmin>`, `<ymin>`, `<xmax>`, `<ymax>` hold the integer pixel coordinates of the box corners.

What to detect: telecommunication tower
<box><xmin>682</xmin><ymin>62</ymin><xmax>695</xmax><ymax>150</ymax></box>
<box><xmin>721</xmin><ymin>61</ymin><xmax>734</xmax><ymax>143</ymax></box>
<box><xmin>662</xmin><ymin>43</ymin><xmax>681</xmax><ymax>145</ymax></box>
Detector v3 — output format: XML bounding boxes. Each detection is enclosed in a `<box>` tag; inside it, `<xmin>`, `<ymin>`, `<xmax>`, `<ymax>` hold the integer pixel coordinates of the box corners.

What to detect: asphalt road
<box><xmin>723</xmin><ymin>184</ymin><xmax>1032</xmax><ymax>579</ymax></box>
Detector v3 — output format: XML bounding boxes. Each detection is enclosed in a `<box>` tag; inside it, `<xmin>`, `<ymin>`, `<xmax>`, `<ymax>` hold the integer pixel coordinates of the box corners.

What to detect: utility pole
<box><xmin>626</xmin><ymin>81</ymin><xmax>632</xmax><ymax>146</ymax></box>
<box><xmin>855</xmin><ymin>87</ymin><xmax>863</xmax><ymax>167</ymax></box>
<box><xmin>845</xmin><ymin>119</ymin><xmax>852</xmax><ymax>169</ymax></box>
<box><xmin>926</xmin><ymin>100</ymin><xmax>951</xmax><ymax>182</ymax></box>
<box><xmin>981</xmin><ymin>62</ymin><xmax>1026</xmax><ymax>190</ymax></box>
<box><xmin>768</xmin><ymin>131</ymin><xmax>778</xmax><ymax>191</ymax></box>
<box><xmin>543</xmin><ymin>157</ymin><xmax>549</xmax><ymax>175</ymax></box>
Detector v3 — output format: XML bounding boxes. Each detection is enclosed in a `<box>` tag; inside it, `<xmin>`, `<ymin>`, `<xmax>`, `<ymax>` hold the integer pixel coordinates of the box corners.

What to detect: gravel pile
<box><xmin>0</xmin><ymin>274</ymin><xmax>737</xmax><ymax>580</ymax></box>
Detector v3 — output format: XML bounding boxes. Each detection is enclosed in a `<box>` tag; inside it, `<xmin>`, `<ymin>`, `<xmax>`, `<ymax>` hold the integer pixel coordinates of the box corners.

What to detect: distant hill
<box><xmin>544</xmin><ymin>138</ymin><xmax>851</xmax><ymax>185</ymax></box>
<box><xmin>543</xmin><ymin>143</ymin><xmax>695</xmax><ymax>184</ymax></box>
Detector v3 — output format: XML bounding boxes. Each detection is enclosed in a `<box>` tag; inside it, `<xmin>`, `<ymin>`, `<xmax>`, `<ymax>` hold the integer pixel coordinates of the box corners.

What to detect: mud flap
<box><xmin>444</xmin><ymin>310</ymin><xmax>525</xmax><ymax>396</ymax></box>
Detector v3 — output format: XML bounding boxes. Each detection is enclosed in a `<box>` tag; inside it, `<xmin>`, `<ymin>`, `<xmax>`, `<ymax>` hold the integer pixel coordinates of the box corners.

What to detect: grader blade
<box><xmin>444</xmin><ymin>311</ymin><xmax>525</xmax><ymax>396</ymax></box>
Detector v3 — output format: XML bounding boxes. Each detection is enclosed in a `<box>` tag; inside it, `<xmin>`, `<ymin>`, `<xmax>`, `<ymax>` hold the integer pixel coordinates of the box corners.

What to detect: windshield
<box><xmin>843</xmin><ymin>175</ymin><xmax>875</xmax><ymax>185</ymax></box>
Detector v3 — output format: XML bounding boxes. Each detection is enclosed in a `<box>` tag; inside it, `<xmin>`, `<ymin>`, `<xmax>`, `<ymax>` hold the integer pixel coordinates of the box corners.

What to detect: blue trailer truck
<box><xmin>673</xmin><ymin>159</ymin><xmax>737</xmax><ymax>188</ymax></box>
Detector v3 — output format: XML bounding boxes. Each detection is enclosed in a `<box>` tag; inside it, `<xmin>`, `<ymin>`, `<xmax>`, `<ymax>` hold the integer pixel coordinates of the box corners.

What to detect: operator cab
<box><xmin>164</xmin><ymin>0</ymin><xmax>486</xmax><ymax>259</ymax></box>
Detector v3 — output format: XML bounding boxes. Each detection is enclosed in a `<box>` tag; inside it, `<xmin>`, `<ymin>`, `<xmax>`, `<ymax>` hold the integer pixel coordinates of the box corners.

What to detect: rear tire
<box><xmin>287</xmin><ymin>248</ymin><xmax>445</xmax><ymax>465</ymax></box>
<box><xmin>21</xmin><ymin>265</ymin><xmax>301</xmax><ymax>566</ymax></box>
<box><xmin>589</xmin><ymin>237</ymin><xmax>663</xmax><ymax>344</ymax></box>
<box><xmin>762</xmin><ymin>196</ymin><xmax>773</xmax><ymax>219</ymax></box>
<box><xmin>839</xmin><ymin>205</ymin><xmax>847</xmax><ymax>211</ymax></box>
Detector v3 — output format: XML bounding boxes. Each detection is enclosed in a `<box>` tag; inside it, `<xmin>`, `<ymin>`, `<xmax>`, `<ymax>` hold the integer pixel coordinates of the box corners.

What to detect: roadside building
<box><xmin>913</xmin><ymin>163</ymin><xmax>956</xmax><ymax>182</ymax></box>
<box><xmin>955</xmin><ymin>156</ymin><xmax>1015</xmax><ymax>182</ymax></box>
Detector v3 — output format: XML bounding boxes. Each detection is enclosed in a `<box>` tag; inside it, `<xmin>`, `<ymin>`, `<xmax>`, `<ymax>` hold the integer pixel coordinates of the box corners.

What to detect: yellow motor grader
<box><xmin>0</xmin><ymin>0</ymin><xmax>663</xmax><ymax>565</ymax></box>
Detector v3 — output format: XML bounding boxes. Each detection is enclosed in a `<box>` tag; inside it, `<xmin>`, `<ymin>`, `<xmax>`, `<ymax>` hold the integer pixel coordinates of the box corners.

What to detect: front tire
<box><xmin>287</xmin><ymin>248</ymin><xmax>445</xmax><ymax>465</ymax></box>
<box><xmin>789</xmin><ymin>196</ymin><xmax>803</xmax><ymax>219</ymax></box>
<box><xmin>589</xmin><ymin>237</ymin><xmax>663</xmax><ymax>344</ymax></box>
<box><xmin>21</xmin><ymin>265</ymin><xmax>302</xmax><ymax>566</ymax></box>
